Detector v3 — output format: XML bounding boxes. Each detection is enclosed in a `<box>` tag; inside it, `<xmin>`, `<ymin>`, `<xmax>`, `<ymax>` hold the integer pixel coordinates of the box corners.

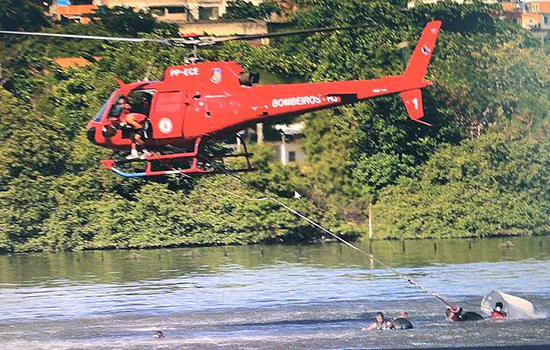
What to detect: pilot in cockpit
<box><xmin>109</xmin><ymin>96</ymin><xmax>131</xmax><ymax>122</ymax></box>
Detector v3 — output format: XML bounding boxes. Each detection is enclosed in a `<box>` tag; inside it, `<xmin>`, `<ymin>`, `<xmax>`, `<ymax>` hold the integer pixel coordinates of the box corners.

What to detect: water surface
<box><xmin>0</xmin><ymin>236</ymin><xmax>548</xmax><ymax>349</ymax></box>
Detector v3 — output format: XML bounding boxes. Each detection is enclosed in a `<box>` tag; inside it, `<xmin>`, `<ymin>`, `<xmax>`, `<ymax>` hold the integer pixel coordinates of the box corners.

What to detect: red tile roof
<box><xmin>531</xmin><ymin>1</ymin><xmax>550</xmax><ymax>13</ymax></box>
<box><xmin>54</xmin><ymin>4</ymin><xmax>98</xmax><ymax>16</ymax></box>
<box><xmin>54</xmin><ymin>57</ymin><xmax>92</xmax><ymax>68</ymax></box>
<box><xmin>502</xmin><ymin>2</ymin><xmax>519</xmax><ymax>11</ymax></box>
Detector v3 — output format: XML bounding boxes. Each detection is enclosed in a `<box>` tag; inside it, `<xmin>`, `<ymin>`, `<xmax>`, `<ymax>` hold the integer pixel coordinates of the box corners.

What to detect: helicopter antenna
<box><xmin>186</xmin><ymin>43</ymin><xmax>201</xmax><ymax>64</ymax></box>
<box><xmin>144</xmin><ymin>58</ymin><xmax>154</xmax><ymax>81</ymax></box>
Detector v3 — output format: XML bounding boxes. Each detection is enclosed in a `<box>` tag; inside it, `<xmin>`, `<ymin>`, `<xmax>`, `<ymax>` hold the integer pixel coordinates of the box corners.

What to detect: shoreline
<box><xmin>1</xmin><ymin>232</ymin><xmax>547</xmax><ymax>255</ymax></box>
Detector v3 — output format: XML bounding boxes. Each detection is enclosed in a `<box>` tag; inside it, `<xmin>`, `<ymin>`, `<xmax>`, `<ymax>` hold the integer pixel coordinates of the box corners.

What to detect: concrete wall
<box><xmin>272</xmin><ymin>138</ymin><xmax>306</xmax><ymax>165</ymax></box>
<box><xmin>175</xmin><ymin>19</ymin><xmax>267</xmax><ymax>36</ymax></box>
<box><xmin>407</xmin><ymin>0</ymin><xmax>497</xmax><ymax>8</ymax></box>
<box><xmin>520</xmin><ymin>13</ymin><xmax>543</xmax><ymax>29</ymax></box>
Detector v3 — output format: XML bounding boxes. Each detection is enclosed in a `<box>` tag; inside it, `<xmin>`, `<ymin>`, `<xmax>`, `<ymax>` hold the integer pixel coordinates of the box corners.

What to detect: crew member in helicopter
<box><xmin>123</xmin><ymin>112</ymin><xmax>151</xmax><ymax>159</ymax></box>
<box><xmin>101</xmin><ymin>96</ymin><xmax>131</xmax><ymax>138</ymax></box>
<box><xmin>109</xmin><ymin>96</ymin><xmax>131</xmax><ymax>121</ymax></box>
<box><xmin>118</xmin><ymin>97</ymin><xmax>152</xmax><ymax>160</ymax></box>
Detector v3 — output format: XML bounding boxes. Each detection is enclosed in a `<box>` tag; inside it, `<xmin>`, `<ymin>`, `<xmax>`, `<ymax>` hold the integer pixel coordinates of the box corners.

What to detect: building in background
<box><xmin>49</xmin><ymin>0</ymin><xmax>276</xmax><ymax>23</ymax></box>
<box><xmin>274</xmin><ymin>122</ymin><xmax>306</xmax><ymax>165</ymax></box>
<box><xmin>50</xmin><ymin>0</ymin><xmax>98</xmax><ymax>23</ymax></box>
<box><xmin>232</xmin><ymin>122</ymin><xmax>306</xmax><ymax>165</ymax></box>
<box><xmin>533</xmin><ymin>1</ymin><xmax>550</xmax><ymax>29</ymax></box>
<box><xmin>501</xmin><ymin>1</ymin><xmax>549</xmax><ymax>29</ymax></box>
<box><xmin>48</xmin><ymin>0</ymin><xmax>282</xmax><ymax>37</ymax></box>
<box><xmin>408</xmin><ymin>0</ymin><xmax>549</xmax><ymax>33</ymax></box>
<box><xmin>407</xmin><ymin>0</ymin><xmax>498</xmax><ymax>9</ymax></box>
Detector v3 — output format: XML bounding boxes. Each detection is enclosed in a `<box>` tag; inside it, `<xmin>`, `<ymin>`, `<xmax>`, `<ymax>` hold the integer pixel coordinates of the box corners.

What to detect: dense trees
<box><xmin>374</xmin><ymin>131</ymin><xmax>549</xmax><ymax>239</ymax></box>
<box><xmin>223</xmin><ymin>0</ymin><xmax>281</xmax><ymax>21</ymax></box>
<box><xmin>0</xmin><ymin>1</ymin><xmax>548</xmax><ymax>252</ymax></box>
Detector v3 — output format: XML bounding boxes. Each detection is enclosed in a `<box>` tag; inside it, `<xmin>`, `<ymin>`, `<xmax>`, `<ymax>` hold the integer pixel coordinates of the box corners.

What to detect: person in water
<box><xmin>362</xmin><ymin>312</ymin><xmax>392</xmax><ymax>331</ymax></box>
<box><xmin>153</xmin><ymin>330</ymin><xmax>164</xmax><ymax>339</ymax></box>
<box><xmin>391</xmin><ymin>311</ymin><xmax>414</xmax><ymax>329</ymax></box>
<box><xmin>445</xmin><ymin>305</ymin><xmax>484</xmax><ymax>321</ymax></box>
<box><xmin>446</xmin><ymin>305</ymin><xmax>463</xmax><ymax>321</ymax></box>
<box><xmin>491</xmin><ymin>302</ymin><xmax>507</xmax><ymax>320</ymax></box>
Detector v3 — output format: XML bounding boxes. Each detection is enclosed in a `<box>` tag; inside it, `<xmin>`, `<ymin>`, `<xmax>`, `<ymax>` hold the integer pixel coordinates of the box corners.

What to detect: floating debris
<box><xmin>498</xmin><ymin>241</ymin><xmax>514</xmax><ymax>248</ymax></box>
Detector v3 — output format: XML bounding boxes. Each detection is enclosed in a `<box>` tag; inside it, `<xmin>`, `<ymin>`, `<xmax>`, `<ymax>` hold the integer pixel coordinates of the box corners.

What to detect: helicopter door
<box><xmin>150</xmin><ymin>91</ymin><xmax>183</xmax><ymax>139</ymax></box>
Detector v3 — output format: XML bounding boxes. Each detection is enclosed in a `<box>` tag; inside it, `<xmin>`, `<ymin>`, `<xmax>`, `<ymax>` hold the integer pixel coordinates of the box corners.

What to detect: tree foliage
<box><xmin>93</xmin><ymin>6</ymin><xmax>179</xmax><ymax>37</ymax></box>
<box><xmin>223</xmin><ymin>0</ymin><xmax>281</xmax><ymax>20</ymax></box>
<box><xmin>0</xmin><ymin>1</ymin><xmax>548</xmax><ymax>252</ymax></box>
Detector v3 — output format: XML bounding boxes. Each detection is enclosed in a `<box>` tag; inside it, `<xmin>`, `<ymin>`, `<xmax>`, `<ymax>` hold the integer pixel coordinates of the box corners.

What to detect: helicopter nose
<box><xmin>87</xmin><ymin>126</ymin><xmax>97</xmax><ymax>144</ymax></box>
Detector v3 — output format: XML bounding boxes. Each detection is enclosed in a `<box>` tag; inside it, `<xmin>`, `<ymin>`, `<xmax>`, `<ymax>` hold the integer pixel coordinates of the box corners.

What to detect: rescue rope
<box><xmin>225</xmin><ymin>172</ymin><xmax>453</xmax><ymax>307</ymax></box>
<box><xmin>177</xmin><ymin>154</ymin><xmax>453</xmax><ymax>307</ymax></box>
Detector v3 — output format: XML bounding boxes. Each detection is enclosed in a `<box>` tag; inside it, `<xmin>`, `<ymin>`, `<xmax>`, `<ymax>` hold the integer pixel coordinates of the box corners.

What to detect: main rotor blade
<box><xmin>0</xmin><ymin>30</ymin><xmax>172</xmax><ymax>45</ymax></box>
<box><xmin>0</xmin><ymin>20</ymin><xmax>375</xmax><ymax>48</ymax></box>
<box><xmin>204</xmin><ymin>21</ymin><xmax>376</xmax><ymax>45</ymax></box>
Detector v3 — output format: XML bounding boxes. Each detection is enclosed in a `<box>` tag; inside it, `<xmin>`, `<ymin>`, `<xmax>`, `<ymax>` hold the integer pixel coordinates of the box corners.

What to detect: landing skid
<box><xmin>100</xmin><ymin>137</ymin><xmax>255</xmax><ymax>178</ymax></box>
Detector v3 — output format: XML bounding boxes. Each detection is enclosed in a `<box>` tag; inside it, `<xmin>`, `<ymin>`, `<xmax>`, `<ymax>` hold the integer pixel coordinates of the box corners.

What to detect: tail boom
<box><xmin>400</xmin><ymin>20</ymin><xmax>441</xmax><ymax>125</ymax></box>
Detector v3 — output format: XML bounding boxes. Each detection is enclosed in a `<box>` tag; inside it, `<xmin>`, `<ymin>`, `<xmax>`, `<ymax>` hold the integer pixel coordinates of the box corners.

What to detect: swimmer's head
<box><xmin>153</xmin><ymin>331</ymin><xmax>164</xmax><ymax>339</ymax></box>
<box><xmin>450</xmin><ymin>305</ymin><xmax>462</xmax><ymax>314</ymax></box>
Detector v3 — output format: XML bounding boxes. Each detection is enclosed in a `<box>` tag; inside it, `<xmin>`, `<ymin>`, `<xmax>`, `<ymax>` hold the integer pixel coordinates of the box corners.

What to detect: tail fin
<box><xmin>400</xmin><ymin>89</ymin><xmax>430</xmax><ymax>126</ymax></box>
<box><xmin>404</xmin><ymin>20</ymin><xmax>441</xmax><ymax>82</ymax></box>
<box><xmin>400</xmin><ymin>21</ymin><xmax>441</xmax><ymax>125</ymax></box>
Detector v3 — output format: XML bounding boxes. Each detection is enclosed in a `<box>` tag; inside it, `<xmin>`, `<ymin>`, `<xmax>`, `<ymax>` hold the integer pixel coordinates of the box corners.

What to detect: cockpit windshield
<box><xmin>92</xmin><ymin>97</ymin><xmax>112</xmax><ymax>122</ymax></box>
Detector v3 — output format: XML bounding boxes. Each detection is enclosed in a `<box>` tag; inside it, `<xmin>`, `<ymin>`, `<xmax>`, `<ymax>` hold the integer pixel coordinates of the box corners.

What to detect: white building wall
<box><xmin>99</xmin><ymin>0</ymin><xmax>266</xmax><ymax>19</ymax></box>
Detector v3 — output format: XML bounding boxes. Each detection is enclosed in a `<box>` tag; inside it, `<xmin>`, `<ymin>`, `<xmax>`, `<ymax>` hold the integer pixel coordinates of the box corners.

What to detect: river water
<box><xmin>0</xmin><ymin>236</ymin><xmax>548</xmax><ymax>349</ymax></box>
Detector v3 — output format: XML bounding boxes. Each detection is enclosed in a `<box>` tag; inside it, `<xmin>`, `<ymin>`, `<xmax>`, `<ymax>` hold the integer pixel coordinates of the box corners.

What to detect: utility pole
<box><xmin>236</xmin><ymin>135</ymin><xmax>241</xmax><ymax>152</ymax></box>
<box><xmin>368</xmin><ymin>202</ymin><xmax>373</xmax><ymax>240</ymax></box>
<box><xmin>257</xmin><ymin>122</ymin><xmax>264</xmax><ymax>144</ymax></box>
<box><xmin>280</xmin><ymin>132</ymin><xmax>287</xmax><ymax>165</ymax></box>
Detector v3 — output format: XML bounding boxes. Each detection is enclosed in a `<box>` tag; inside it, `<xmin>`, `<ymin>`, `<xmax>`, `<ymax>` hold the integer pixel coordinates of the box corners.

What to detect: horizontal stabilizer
<box><xmin>400</xmin><ymin>89</ymin><xmax>430</xmax><ymax>126</ymax></box>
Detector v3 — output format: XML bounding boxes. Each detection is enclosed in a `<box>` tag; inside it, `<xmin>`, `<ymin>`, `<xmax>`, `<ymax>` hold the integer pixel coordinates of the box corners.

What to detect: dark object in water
<box><xmin>461</xmin><ymin>311</ymin><xmax>484</xmax><ymax>321</ymax></box>
<box><xmin>153</xmin><ymin>330</ymin><xmax>164</xmax><ymax>338</ymax></box>
<box><xmin>446</xmin><ymin>306</ymin><xmax>484</xmax><ymax>321</ymax></box>
<box><xmin>392</xmin><ymin>317</ymin><xmax>413</xmax><ymax>329</ymax></box>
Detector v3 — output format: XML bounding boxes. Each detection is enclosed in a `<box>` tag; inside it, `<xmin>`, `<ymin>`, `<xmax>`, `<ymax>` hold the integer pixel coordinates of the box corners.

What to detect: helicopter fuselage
<box><xmin>86</xmin><ymin>60</ymin><xmax>430</xmax><ymax>151</ymax></box>
<box><xmin>87</xmin><ymin>20</ymin><xmax>440</xmax><ymax>157</ymax></box>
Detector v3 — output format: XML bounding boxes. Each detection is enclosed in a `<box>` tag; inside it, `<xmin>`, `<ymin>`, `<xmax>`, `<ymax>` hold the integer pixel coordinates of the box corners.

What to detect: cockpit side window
<box><xmin>239</xmin><ymin>72</ymin><xmax>260</xmax><ymax>86</ymax></box>
<box><xmin>128</xmin><ymin>90</ymin><xmax>155</xmax><ymax>116</ymax></box>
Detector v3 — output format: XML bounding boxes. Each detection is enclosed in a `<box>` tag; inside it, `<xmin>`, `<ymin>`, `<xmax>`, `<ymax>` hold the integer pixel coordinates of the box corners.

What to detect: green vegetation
<box><xmin>223</xmin><ymin>0</ymin><xmax>282</xmax><ymax>21</ymax></box>
<box><xmin>0</xmin><ymin>1</ymin><xmax>548</xmax><ymax>253</ymax></box>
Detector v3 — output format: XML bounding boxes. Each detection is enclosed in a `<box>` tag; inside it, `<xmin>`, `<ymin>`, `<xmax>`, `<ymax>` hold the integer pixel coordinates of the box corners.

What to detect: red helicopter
<box><xmin>1</xmin><ymin>21</ymin><xmax>441</xmax><ymax>178</ymax></box>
